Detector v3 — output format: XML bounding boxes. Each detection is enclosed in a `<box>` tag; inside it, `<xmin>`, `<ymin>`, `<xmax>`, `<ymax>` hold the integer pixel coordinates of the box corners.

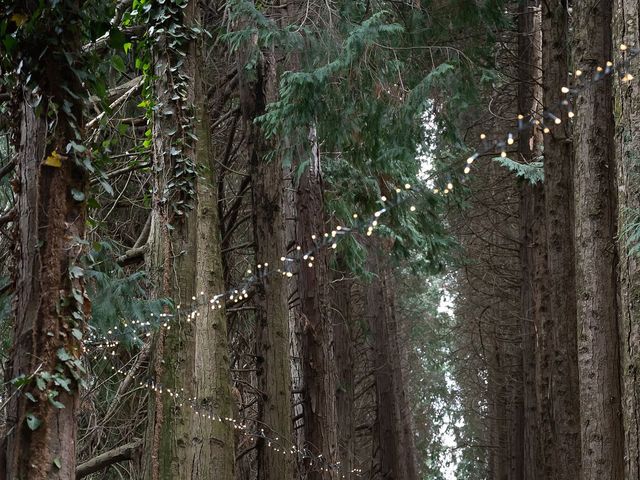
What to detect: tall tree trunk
<box><xmin>239</xmin><ymin>41</ymin><xmax>294</xmax><ymax>480</ymax></box>
<box><xmin>573</xmin><ymin>1</ymin><xmax>624</xmax><ymax>478</ymax></box>
<box><xmin>144</xmin><ymin>2</ymin><xmax>235</xmax><ymax>478</ymax></box>
<box><xmin>296</xmin><ymin>128</ymin><xmax>338</xmax><ymax>480</ymax></box>
<box><xmin>3</xmin><ymin>4</ymin><xmax>87</xmax><ymax>478</ymax></box>
<box><xmin>4</xmin><ymin>87</ymin><xmax>87</xmax><ymax>480</ymax></box>
<box><xmin>613</xmin><ymin>1</ymin><xmax>640</xmax><ymax>476</ymax></box>
<box><xmin>366</xmin><ymin>247</ymin><xmax>418</xmax><ymax>480</ymax></box>
<box><xmin>541</xmin><ymin>1</ymin><xmax>582</xmax><ymax>479</ymax></box>
<box><xmin>517</xmin><ymin>4</ymin><xmax>544</xmax><ymax>479</ymax></box>
<box><xmin>332</xmin><ymin>267</ymin><xmax>355</xmax><ymax>480</ymax></box>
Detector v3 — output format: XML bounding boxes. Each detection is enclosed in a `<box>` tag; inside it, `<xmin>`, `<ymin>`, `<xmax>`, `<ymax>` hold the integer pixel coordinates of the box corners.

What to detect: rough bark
<box><xmin>573</xmin><ymin>1</ymin><xmax>624</xmax><ymax>478</ymax></box>
<box><xmin>517</xmin><ymin>3</ymin><xmax>545</xmax><ymax>479</ymax></box>
<box><xmin>144</xmin><ymin>2</ymin><xmax>235</xmax><ymax>478</ymax></box>
<box><xmin>366</xmin><ymin>247</ymin><xmax>419</xmax><ymax>480</ymax></box>
<box><xmin>239</xmin><ymin>41</ymin><xmax>294</xmax><ymax>480</ymax></box>
<box><xmin>3</xmin><ymin>94</ymin><xmax>87</xmax><ymax>480</ymax></box>
<box><xmin>613</xmin><ymin>1</ymin><xmax>640</xmax><ymax>476</ymax></box>
<box><xmin>540</xmin><ymin>1</ymin><xmax>583</xmax><ymax>479</ymax></box>
<box><xmin>296</xmin><ymin>128</ymin><xmax>339</xmax><ymax>480</ymax></box>
<box><xmin>3</xmin><ymin>5</ymin><xmax>87</xmax><ymax>477</ymax></box>
<box><xmin>333</xmin><ymin>268</ymin><xmax>355</xmax><ymax>480</ymax></box>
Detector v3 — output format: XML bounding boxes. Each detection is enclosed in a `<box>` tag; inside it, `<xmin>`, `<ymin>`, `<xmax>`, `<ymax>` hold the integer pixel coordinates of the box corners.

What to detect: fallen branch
<box><xmin>76</xmin><ymin>439</ymin><xmax>142</xmax><ymax>478</ymax></box>
<box><xmin>0</xmin><ymin>208</ymin><xmax>15</xmax><ymax>226</ymax></box>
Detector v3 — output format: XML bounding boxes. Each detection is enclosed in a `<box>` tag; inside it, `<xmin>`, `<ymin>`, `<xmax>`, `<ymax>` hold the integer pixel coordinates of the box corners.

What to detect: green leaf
<box><xmin>111</xmin><ymin>55</ymin><xmax>126</xmax><ymax>73</ymax></box>
<box><xmin>25</xmin><ymin>392</ymin><xmax>36</xmax><ymax>403</ymax></box>
<box><xmin>57</xmin><ymin>348</ymin><xmax>73</xmax><ymax>362</ymax></box>
<box><xmin>71</xmin><ymin>328</ymin><xmax>83</xmax><ymax>340</ymax></box>
<box><xmin>53</xmin><ymin>457</ymin><xmax>62</xmax><ymax>469</ymax></box>
<box><xmin>26</xmin><ymin>413</ymin><xmax>41</xmax><ymax>431</ymax></box>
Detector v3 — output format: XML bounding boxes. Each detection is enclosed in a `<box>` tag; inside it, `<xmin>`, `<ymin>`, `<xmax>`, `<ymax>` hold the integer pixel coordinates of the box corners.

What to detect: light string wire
<box><xmin>86</xmin><ymin>42</ymin><xmax>640</xmax><ymax>352</ymax></box>
<box><xmin>85</xmin><ymin>182</ymin><xmax>419</xmax><ymax>351</ymax></box>
<box><xmin>436</xmin><ymin>43</ymin><xmax>640</xmax><ymax>194</ymax></box>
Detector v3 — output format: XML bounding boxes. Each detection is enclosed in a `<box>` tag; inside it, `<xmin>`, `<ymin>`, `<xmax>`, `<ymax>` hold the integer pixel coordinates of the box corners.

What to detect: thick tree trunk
<box><xmin>4</xmin><ymin>94</ymin><xmax>87</xmax><ymax>480</ymax></box>
<box><xmin>366</xmin><ymin>247</ymin><xmax>418</xmax><ymax>480</ymax></box>
<box><xmin>144</xmin><ymin>2</ymin><xmax>235</xmax><ymax>478</ymax></box>
<box><xmin>573</xmin><ymin>1</ymin><xmax>624</xmax><ymax>478</ymax></box>
<box><xmin>296</xmin><ymin>128</ymin><xmax>339</xmax><ymax>480</ymax></box>
<box><xmin>3</xmin><ymin>5</ymin><xmax>87</xmax><ymax>476</ymax></box>
<box><xmin>540</xmin><ymin>2</ymin><xmax>582</xmax><ymax>479</ymax></box>
<box><xmin>613</xmin><ymin>1</ymin><xmax>640</xmax><ymax>477</ymax></box>
<box><xmin>239</xmin><ymin>43</ymin><xmax>294</xmax><ymax>480</ymax></box>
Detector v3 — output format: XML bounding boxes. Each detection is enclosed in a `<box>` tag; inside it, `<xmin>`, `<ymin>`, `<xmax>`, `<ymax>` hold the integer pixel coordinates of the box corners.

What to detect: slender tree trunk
<box><xmin>517</xmin><ymin>4</ymin><xmax>544</xmax><ymax>479</ymax></box>
<box><xmin>3</xmin><ymin>4</ymin><xmax>87</xmax><ymax>478</ymax></box>
<box><xmin>296</xmin><ymin>127</ymin><xmax>338</xmax><ymax>480</ymax></box>
<box><xmin>332</xmin><ymin>267</ymin><xmax>355</xmax><ymax>480</ymax></box>
<box><xmin>613</xmin><ymin>1</ymin><xmax>640</xmax><ymax>476</ymax></box>
<box><xmin>541</xmin><ymin>1</ymin><xmax>582</xmax><ymax>479</ymax></box>
<box><xmin>573</xmin><ymin>1</ymin><xmax>624</xmax><ymax>478</ymax></box>
<box><xmin>239</xmin><ymin>41</ymin><xmax>294</xmax><ymax>480</ymax></box>
<box><xmin>144</xmin><ymin>2</ymin><xmax>235</xmax><ymax>478</ymax></box>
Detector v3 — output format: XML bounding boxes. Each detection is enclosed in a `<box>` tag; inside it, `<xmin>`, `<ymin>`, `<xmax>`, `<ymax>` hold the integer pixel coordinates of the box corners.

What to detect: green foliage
<box><xmin>84</xmin><ymin>242</ymin><xmax>171</xmax><ymax>348</ymax></box>
<box><xmin>493</xmin><ymin>156</ymin><xmax>544</xmax><ymax>184</ymax></box>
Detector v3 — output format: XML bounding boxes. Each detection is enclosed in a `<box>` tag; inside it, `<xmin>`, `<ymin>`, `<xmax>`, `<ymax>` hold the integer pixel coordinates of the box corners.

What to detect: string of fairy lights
<box><xmin>86</xmin><ymin>42</ymin><xmax>640</xmax><ymax>352</ymax></box>
<box><xmin>10</xmin><ymin>42</ymin><xmax>637</xmax><ymax>475</ymax></box>
<box><xmin>95</xmin><ymin>361</ymin><xmax>363</xmax><ymax>476</ymax></box>
<box><xmin>438</xmin><ymin>43</ymin><xmax>639</xmax><ymax>195</ymax></box>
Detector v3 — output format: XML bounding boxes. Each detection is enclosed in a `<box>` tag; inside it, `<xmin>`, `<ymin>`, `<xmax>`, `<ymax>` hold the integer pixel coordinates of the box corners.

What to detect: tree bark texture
<box><xmin>517</xmin><ymin>3</ymin><xmax>545</xmax><ymax>479</ymax></box>
<box><xmin>239</xmin><ymin>40</ymin><xmax>294</xmax><ymax>480</ymax></box>
<box><xmin>541</xmin><ymin>1</ymin><xmax>582</xmax><ymax>479</ymax></box>
<box><xmin>573</xmin><ymin>1</ymin><xmax>624</xmax><ymax>478</ymax></box>
<box><xmin>4</xmin><ymin>95</ymin><xmax>87</xmax><ymax>480</ymax></box>
<box><xmin>613</xmin><ymin>1</ymin><xmax>640</xmax><ymax>477</ymax></box>
<box><xmin>296</xmin><ymin>128</ymin><xmax>339</xmax><ymax>480</ymax></box>
<box><xmin>366</xmin><ymin>247</ymin><xmax>419</xmax><ymax>480</ymax></box>
<box><xmin>144</xmin><ymin>2</ymin><xmax>235</xmax><ymax>478</ymax></box>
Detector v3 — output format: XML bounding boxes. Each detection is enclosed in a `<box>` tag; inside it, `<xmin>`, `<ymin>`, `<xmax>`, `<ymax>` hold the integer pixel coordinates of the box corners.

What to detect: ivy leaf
<box><xmin>57</xmin><ymin>348</ymin><xmax>73</xmax><ymax>362</ymax></box>
<box><xmin>26</xmin><ymin>413</ymin><xmax>41</xmax><ymax>431</ymax></box>
<box><xmin>108</xmin><ymin>28</ymin><xmax>126</xmax><ymax>51</ymax></box>
<box><xmin>71</xmin><ymin>189</ymin><xmax>85</xmax><ymax>202</ymax></box>
<box><xmin>111</xmin><ymin>55</ymin><xmax>126</xmax><ymax>73</ymax></box>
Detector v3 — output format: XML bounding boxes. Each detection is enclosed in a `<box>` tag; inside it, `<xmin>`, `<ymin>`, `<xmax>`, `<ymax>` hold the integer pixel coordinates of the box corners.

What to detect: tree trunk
<box><xmin>144</xmin><ymin>2</ymin><xmax>235</xmax><ymax>478</ymax></box>
<box><xmin>239</xmin><ymin>41</ymin><xmax>294</xmax><ymax>480</ymax></box>
<box><xmin>518</xmin><ymin>4</ymin><xmax>545</xmax><ymax>479</ymax></box>
<box><xmin>573</xmin><ymin>1</ymin><xmax>624</xmax><ymax>478</ymax></box>
<box><xmin>366</xmin><ymin>247</ymin><xmax>418</xmax><ymax>480</ymax></box>
<box><xmin>333</xmin><ymin>267</ymin><xmax>355</xmax><ymax>480</ymax></box>
<box><xmin>613</xmin><ymin>1</ymin><xmax>640</xmax><ymax>476</ymax></box>
<box><xmin>3</xmin><ymin>5</ymin><xmax>87</xmax><ymax>477</ymax></box>
<box><xmin>4</xmin><ymin>93</ymin><xmax>87</xmax><ymax>480</ymax></box>
<box><xmin>541</xmin><ymin>1</ymin><xmax>583</xmax><ymax>479</ymax></box>
<box><xmin>296</xmin><ymin>128</ymin><xmax>339</xmax><ymax>480</ymax></box>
